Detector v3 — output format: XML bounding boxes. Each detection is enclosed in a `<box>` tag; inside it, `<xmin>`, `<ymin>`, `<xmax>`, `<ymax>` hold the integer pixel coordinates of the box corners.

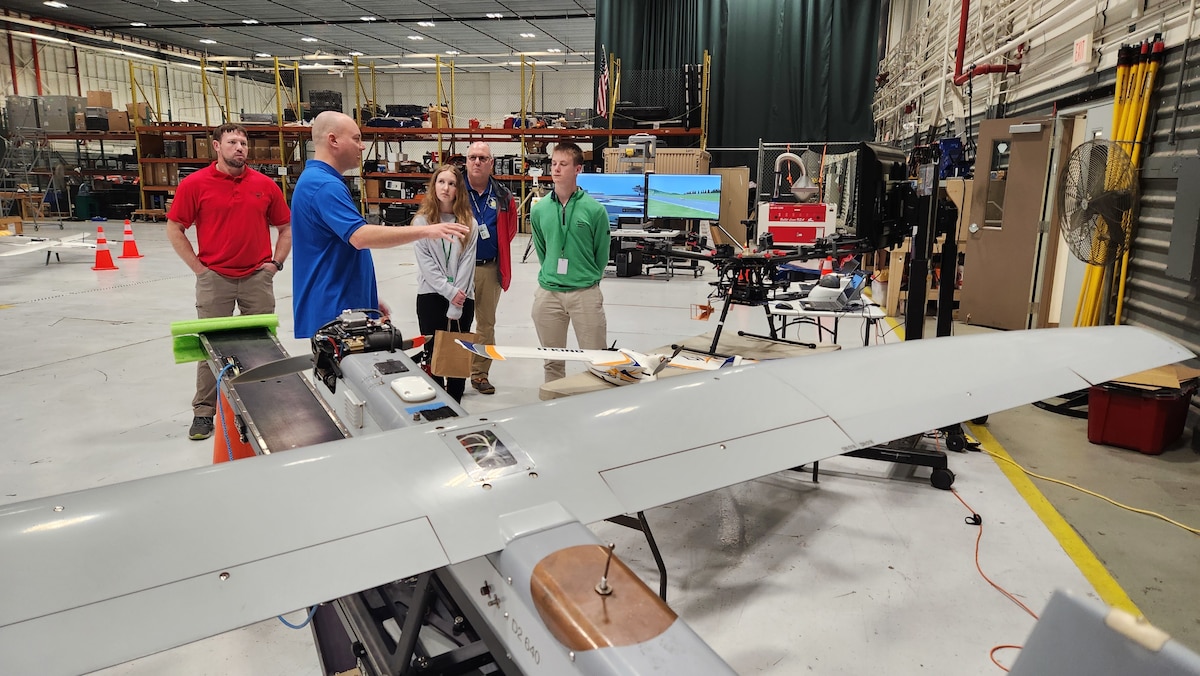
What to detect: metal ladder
<box><xmin>0</xmin><ymin>127</ymin><xmax>63</xmax><ymax>230</ymax></box>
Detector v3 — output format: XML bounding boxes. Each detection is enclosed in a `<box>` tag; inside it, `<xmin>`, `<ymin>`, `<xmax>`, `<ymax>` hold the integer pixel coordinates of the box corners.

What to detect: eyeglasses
<box><xmin>466</xmin><ymin>155</ymin><xmax>493</xmax><ymax>162</ymax></box>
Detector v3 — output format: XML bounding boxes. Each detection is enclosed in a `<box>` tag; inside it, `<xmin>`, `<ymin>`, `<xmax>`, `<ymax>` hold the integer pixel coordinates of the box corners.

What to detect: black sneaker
<box><xmin>189</xmin><ymin>416</ymin><xmax>214</xmax><ymax>440</ymax></box>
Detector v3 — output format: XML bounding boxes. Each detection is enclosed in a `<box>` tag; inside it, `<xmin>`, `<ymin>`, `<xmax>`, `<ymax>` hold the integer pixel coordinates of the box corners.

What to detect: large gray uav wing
<box><xmin>0</xmin><ymin>326</ymin><xmax>1190</xmax><ymax>675</ymax></box>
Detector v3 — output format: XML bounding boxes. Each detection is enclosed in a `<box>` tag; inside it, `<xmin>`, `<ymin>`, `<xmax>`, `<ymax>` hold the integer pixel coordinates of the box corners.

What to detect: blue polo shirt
<box><xmin>469</xmin><ymin>179</ymin><xmax>499</xmax><ymax>261</ymax></box>
<box><xmin>291</xmin><ymin>159</ymin><xmax>377</xmax><ymax>338</ymax></box>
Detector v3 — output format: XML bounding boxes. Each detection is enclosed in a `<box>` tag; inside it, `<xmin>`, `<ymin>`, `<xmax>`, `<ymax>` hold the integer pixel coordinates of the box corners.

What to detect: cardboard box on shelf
<box><xmin>166</xmin><ymin>164</ymin><xmax>179</xmax><ymax>186</ymax></box>
<box><xmin>153</xmin><ymin>163</ymin><xmax>169</xmax><ymax>187</ymax></box>
<box><xmin>364</xmin><ymin>179</ymin><xmax>381</xmax><ymax>199</ymax></box>
<box><xmin>107</xmin><ymin>110</ymin><xmax>130</xmax><ymax>132</ymax></box>
<box><xmin>86</xmin><ymin>90</ymin><xmax>114</xmax><ymax>109</ymax></box>
<box><xmin>428</xmin><ymin>105</ymin><xmax>450</xmax><ymax>129</ymax></box>
<box><xmin>194</xmin><ymin>137</ymin><xmax>212</xmax><ymax>159</ymax></box>
<box><xmin>126</xmin><ymin>102</ymin><xmax>152</xmax><ymax>127</ymax></box>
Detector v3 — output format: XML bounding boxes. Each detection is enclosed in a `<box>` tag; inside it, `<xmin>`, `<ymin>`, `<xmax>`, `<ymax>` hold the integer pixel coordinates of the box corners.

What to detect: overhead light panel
<box><xmin>445</xmin><ymin>50</ymin><xmax>460</xmax><ymax>55</ymax></box>
<box><xmin>418</xmin><ymin>21</ymin><xmax>435</xmax><ymax>27</ymax></box>
<box><xmin>241</xmin><ymin>19</ymin><xmax>259</xmax><ymax>24</ymax></box>
<box><xmin>407</xmin><ymin>35</ymin><xmax>424</xmax><ymax>41</ymax></box>
<box><xmin>348</xmin><ymin>51</ymin><xmax>364</xmax><ymax>56</ymax></box>
<box><xmin>169</xmin><ymin>0</ymin><xmax>189</xmax><ymax>3</ymax></box>
<box><xmin>130</xmin><ymin>22</ymin><xmax>147</xmax><ymax>27</ymax></box>
<box><xmin>301</xmin><ymin>37</ymin><xmax>318</xmax><ymax>42</ymax></box>
<box><xmin>199</xmin><ymin>39</ymin><xmax>217</xmax><ymax>44</ymax></box>
<box><xmin>486</xmin><ymin>13</ymin><xmax>503</xmax><ymax>19</ymax></box>
<box><xmin>548</xmin><ymin>48</ymin><xmax>562</xmax><ymax>53</ymax></box>
<box><xmin>360</xmin><ymin>16</ymin><xmax>377</xmax><ymax>22</ymax></box>
<box><xmin>520</xmin><ymin>33</ymin><xmax>536</xmax><ymax>38</ymax></box>
<box><xmin>43</xmin><ymin>1</ymin><xmax>68</xmax><ymax>7</ymax></box>
<box><xmin>255</xmin><ymin>52</ymin><xmax>271</xmax><ymax>57</ymax></box>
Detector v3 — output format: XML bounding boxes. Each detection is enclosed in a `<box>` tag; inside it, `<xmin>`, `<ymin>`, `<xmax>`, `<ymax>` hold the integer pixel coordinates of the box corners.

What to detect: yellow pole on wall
<box><xmin>353</xmin><ymin>55</ymin><xmax>363</xmax><ymax>127</ymax></box>
<box><xmin>151</xmin><ymin>64</ymin><xmax>162</xmax><ymax>124</ymax></box>
<box><xmin>273</xmin><ymin>57</ymin><xmax>288</xmax><ymax>196</ymax></box>
<box><xmin>222</xmin><ymin>62</ymin><xmax>230</xmax><ymax>123</ymax></box>
<box><xmin>200</xmin><ymin>56</ymin><xmax>211</xmax><ymax>127</ymax></box>
<box><xmin>609</xmin><ymin>55</ymin><xmax>620</xmax><ymax>131</ymax></box>
<box><xmin>700</xmin><ymin>50</ymin><xmax>711</xmax><ymax>151</ymax></box>
<box><xmin>127</xmin><ymin>58</ymin><xmax>137</xmax><ymax>121</ymax></box>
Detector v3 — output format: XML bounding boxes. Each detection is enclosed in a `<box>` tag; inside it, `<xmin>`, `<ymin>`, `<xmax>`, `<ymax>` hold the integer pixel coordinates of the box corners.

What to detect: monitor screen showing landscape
<box><xmin>576</xmin><ymin>173</ymin><xmax>646</xmax><ymax>225</ymax></box>
<box><xmin>645</xmin><ymin>173</ymin><xmax>722</xmax><ymax>220</ymax></box>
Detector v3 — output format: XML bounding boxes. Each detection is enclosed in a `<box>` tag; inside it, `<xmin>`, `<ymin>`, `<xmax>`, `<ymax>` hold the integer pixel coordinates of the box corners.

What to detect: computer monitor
<box><xmin>645</xmin><ymin>173</ymin><xmax>721</xmax><ymax>220</ymax></box>
<box><xmin>576</xmin><ymin>173</ymin><xmax>646</xmax><ymax>226</ymax></box>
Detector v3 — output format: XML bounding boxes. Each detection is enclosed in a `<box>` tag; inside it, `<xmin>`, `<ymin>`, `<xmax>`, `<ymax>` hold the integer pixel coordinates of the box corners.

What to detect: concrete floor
<box><xmin>1</xmin><ymin>220</ymin><xmax>1196</xmax><ymax>674</ymax></box>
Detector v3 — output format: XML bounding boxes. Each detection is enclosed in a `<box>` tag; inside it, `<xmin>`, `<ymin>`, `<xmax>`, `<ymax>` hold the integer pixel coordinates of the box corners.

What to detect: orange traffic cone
<box><xmin>118</xmin><ymin>219</ymin><xmax>144</xmax><ymax>259</ymax></box>
<box><xmin>819</xmin><ymin>256</ymin><xmax>834</xmax><ymax>276</ymax></box>
<box><xmin>91</xmin><ymin>225</ymin><xmax>119</xmax><ymax>271</ymax></box>
<box><xmin>213</xmin><ymin>389</ymin><xmax>256</xmax><ymax>464</ymax></box>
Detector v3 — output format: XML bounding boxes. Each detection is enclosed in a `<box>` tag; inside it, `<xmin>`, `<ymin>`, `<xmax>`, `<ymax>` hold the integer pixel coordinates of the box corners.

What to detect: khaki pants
<box><xmin>531</xmin><ymin>285</ymin><xmax>607</xmax><ymax>386</ymax></box>
<box><xmin>471</xmin><ymin>261</ymin><xmax>502</xmax><ymax>379</ymax></box>
<box><xmin>193</xmin><ymin>268</ymin><xmax>276</xmax><ymax>416</ymax></box>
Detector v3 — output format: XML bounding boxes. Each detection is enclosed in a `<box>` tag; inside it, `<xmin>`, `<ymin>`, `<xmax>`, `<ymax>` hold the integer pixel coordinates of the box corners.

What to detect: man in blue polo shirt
<box><xmin>291</xmin><ymin>111</ymin><xmax>469</xmax><ymax>339</ymax></box>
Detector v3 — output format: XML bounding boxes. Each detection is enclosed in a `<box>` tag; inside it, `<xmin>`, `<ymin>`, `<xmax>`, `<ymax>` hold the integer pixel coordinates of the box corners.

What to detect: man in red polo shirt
<box><xmin>167</xmin><ymin>122</ymin><xmax>291</xmax><ymax>441</ymax></box>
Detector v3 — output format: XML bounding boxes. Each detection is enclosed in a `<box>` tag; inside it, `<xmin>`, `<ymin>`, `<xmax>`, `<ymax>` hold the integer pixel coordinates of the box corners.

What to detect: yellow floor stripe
<box><xmin>968</xmin><ymin>422</ymin><xmax>1142</xmax><ymax>616</ymax></box>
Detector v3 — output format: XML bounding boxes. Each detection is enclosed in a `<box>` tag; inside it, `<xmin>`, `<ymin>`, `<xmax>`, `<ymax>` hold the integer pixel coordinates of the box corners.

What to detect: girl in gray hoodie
<box><xmin>413</xmin><ymin>165</ymin><xmax>478</xmax><ymax>401</ymax></box>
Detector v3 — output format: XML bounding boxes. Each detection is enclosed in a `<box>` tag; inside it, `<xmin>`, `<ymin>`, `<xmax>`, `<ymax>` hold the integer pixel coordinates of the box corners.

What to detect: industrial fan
<box><xmin>1037</xmin><ymin>139</ymin><xmax>1138</xmax><ymax>417</ymax></box>
<box><xmin>1058</xmin><ymin>139</ymin><xmax>1137</xmax><ymax>266</ymax></box>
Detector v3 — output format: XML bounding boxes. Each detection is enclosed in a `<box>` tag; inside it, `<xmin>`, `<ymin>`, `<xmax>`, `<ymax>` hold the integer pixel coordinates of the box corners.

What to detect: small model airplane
<box><xmin>455</xmin><ymin>338</ymin><xmax>753</xmax><ymax>385</ymax></box>
<box><xmin>0</xmin><ymin>232</ymin><xmax>95</xmax><ymax>264</ymax></box>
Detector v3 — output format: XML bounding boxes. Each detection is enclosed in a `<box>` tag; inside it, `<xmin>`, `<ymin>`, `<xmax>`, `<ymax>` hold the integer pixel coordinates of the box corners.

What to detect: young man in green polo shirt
<box><xmin>529</xmin><ymin>142</ymin><xmax>611</xmax><ymax>393</ymax></box>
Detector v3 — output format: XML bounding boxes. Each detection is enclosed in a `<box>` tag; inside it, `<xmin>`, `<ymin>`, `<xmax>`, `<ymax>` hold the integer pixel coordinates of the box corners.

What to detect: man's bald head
<box><xmin>311</xmin><ymin>111</ymin><xmax>363</xmax><ymax>172</ymax></box>
<box><xmin>312</xmin><ymin>111</ymin><xmax>353</xmax><ymax>148</ymax></box>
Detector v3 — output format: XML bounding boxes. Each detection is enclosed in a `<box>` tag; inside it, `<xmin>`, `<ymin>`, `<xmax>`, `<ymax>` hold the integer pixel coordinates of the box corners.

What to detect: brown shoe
<box><xmin>471</xmin><ymin>376</ymin><xmax>496</xmax><ymax>395</ymax></box>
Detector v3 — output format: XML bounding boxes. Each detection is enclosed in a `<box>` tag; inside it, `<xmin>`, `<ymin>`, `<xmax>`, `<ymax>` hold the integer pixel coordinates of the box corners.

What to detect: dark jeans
<box><xmin>416</xmin><ymin>293</ymin><xmax>475</xmax><ymax>402</ymax></box>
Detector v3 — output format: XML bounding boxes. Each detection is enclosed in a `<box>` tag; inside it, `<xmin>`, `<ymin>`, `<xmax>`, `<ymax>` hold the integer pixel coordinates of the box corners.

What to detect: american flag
<box><xmin>597</xmin><ymin>45</ymin><xmax>609</xmax><ymax>119</ymax></box>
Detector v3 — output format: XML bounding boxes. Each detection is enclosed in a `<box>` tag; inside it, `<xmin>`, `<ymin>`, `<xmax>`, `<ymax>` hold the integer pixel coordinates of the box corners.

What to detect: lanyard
<box><xmin>469</xmin><ymin>182</ymin><xmax>492</xmax><ymax>217</ymax></box>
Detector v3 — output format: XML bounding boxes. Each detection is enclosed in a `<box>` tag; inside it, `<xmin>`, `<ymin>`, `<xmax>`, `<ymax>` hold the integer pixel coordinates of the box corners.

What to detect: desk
<box><xmin>765</xmin><ymin>300</ymin><xmax>887</xmax><ymax>347</ymax></box>
<box><xmin>540</xmin><ymin>330</ymin><xmax>839</xmax><ymax>400</ymax></box>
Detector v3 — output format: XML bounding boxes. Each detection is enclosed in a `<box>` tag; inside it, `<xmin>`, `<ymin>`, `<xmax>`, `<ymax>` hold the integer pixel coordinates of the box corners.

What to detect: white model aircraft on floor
<box><xmin>0</xmin><ymin>326</ymin><xmax>1192</xmax><ymax>675</ymax></box>
<box><xmin>0</xmin><ymin>231</ymin><xmax>95</xmax><ymax>264</ymax></box>
<box><xmin>456</xmin><ymin>338</ymin><xmax>754</xmax><ymax>385</ymax></box>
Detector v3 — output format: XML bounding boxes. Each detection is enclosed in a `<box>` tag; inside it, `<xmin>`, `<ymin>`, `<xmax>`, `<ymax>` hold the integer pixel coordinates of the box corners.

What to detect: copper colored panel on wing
<box><xmin>530</xmin><ymin>544</ymin><xmax>677</xmax><ymax>651</ymax></box>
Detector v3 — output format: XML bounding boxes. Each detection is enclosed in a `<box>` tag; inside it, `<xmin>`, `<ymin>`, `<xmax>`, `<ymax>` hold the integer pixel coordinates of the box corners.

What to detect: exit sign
<box><xmin>1073</xmin><ymin>35</ymin><xmax>1093</xmax><ymax>66</ymax></box>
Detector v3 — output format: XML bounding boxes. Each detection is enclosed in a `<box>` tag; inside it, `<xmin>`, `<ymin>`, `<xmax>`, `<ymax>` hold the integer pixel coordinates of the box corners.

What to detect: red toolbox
<box><xmin>1087</xmin><ymin>380</ymin><xmax>1197</xmax><ymax>455</ymax></box>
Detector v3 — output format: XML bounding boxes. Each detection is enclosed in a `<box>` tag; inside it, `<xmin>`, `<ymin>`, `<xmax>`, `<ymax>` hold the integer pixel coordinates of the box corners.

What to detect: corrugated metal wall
<box><xmin>1124</xmin><ymin>43</ymin><xmax>1200</xmax><ymax>388</ymax></box>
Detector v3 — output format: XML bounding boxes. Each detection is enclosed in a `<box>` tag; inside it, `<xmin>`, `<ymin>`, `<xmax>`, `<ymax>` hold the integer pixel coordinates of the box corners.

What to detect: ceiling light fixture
<box><xmin>43</xmin><ymin>1</ymin><xmax>68</xmax><ymax>7</ymax></box>
<box><xmin>241</xmin><ymin>19</ymin><xmax>259</xmax><ymax>24</ymax></box>
<box><xmin>349</xmin><ymin>51</ymin><xmax>364</xmax><ymax>56</ymax></box>
<box><xmin>407</xmin><ymin>35</ymin><xmax>424</xmax><ymax>41</ymax></box>
<box><xmin>199</xmin><ymin>39</ymin><xmax>216</xmax><ymax>44</ymax></box>
<box><xmin>130</xmin><ymin>22</ymin><xmax>147</xmax><ymax>27</ymax></box>
<box><xmin>301</xmin><ymin>37</ymin><xmax>318</xmax><ymax>42</ymax></box>
<box><xmin>418</xmin><ymin>21</ymin><xmax>435</xmax><ymax>27</ymax></box>
<box><xmin>168</xmin><ymin>0</ymin><xmax>188</xmax><ymax>3</ymax></box>
<box><xmin>548</xmin><ymin>48</ymin><xmax>562</xmax><ymax>53</ymax></box>
<box><xmin>360</xmin><ymin>16</ymin><xmax>377</xmax><ymax>22</ymax></box>
<box><xmin>520</xmin><ymin>33</ymin><xmax>536</xmax><ymax>38</ymax></box>
<box><xmin>445</xmin><ymin>50</ymin><xmax>460</xmax><ymax>55</ymax></box>
<box><xmin>256</xmin><ymin>52</ymin><xmax>271</xmax><ymax>57</ymax></box>
<box><xmin>486</xmin><ymin>13</ymin><xmax>503</xmax><ymax>19</ymax></box>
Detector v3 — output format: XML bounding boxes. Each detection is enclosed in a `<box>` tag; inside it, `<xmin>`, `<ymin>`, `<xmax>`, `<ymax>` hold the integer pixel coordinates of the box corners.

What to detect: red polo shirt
<box><xmin>167</xmin><ymin>163</ymin><xmax>291</xmax><ymax>277</ymax></box>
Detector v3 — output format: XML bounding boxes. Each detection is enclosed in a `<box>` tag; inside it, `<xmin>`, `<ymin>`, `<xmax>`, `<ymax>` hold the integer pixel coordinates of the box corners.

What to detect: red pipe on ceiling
<box><xmin>953</xmin><ymin>0</ymin><xmax>1022</xmax><ymax>86</ymax></box>
<box><xmin>31</xmin><ymin>31</ymin><xmax>44</xmax><ymax>96</ymax></box>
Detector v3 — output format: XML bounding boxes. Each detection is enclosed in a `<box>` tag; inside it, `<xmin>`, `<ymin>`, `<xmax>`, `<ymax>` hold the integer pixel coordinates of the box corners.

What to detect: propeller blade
<box><xmin>650</xmin><ymin>345</ymin><xmax>686</xmax><ymax>376</ymax></box>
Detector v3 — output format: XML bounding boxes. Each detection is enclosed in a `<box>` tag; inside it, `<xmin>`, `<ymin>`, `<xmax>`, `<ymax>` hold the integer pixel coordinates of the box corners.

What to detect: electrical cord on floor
<box><xmin>277</xmin><ymin>605</ymin><xmax>319</xmax><ymax>629</ymax></box>
<box><xmin>982</xmin><ymin>449</ymin><xmax>1200</xmax><ymax>536</ymax></box>
<box><xmin>216</xmin><ymin>363</ymin><xmax>235</xmax><ymax>463</ymax></box>
<box><xmin>935</xmin><ymin>435</ymin><xmax>1037</xmax><ymax>673</ymax></box>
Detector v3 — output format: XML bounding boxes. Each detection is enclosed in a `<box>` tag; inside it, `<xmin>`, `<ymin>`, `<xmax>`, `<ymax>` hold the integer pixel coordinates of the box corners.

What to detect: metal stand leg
<box><xmin>605</xmin><ymin>511</ymin><xmax>669</xmax><ymax>601</ymax></box>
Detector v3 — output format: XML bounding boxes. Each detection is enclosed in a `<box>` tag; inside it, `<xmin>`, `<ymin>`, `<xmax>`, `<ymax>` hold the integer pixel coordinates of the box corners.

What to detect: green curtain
<box><xmin>596</xmin><ymin>0</ymin><xmax>880</xmax><ymax>155</ymax></box>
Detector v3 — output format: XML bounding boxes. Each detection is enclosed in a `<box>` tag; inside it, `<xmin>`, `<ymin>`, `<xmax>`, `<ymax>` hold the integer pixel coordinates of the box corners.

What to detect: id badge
<box><xmin>557</xmin><ymin>258</ymin><xmax>569</xmax><ymax>275</ymax></box>
<box><xmin>479</xmin><ymin>222</ymin><xmax>490</xmax><ymax>240</ymax></box>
